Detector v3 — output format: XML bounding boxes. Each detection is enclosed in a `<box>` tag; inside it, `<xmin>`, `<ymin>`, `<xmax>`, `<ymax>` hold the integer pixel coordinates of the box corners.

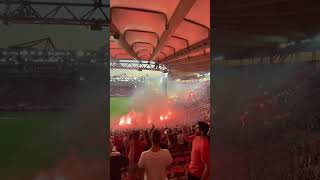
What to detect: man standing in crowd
<box><xmin>138</xmin><ymin>129</ymin><xmax>173</xmax><ymax>180</ymax></box>
<box><xmin>110</xmin><ymin>147</ymin><xmax>129</xmax><ymax>180</ymax></box>
<box><xmin>127</xmin><ymin>131</ymin><xmax>145</xmax><ymax>180</ymax></box>
<box><xmin>185</xmin><ymin>121</ymin><xmax>210</xmax><ymax>180</ymax></box>
<box><xmin>177</xmin><ymin>129</ymin><xmax>185</xmax><ymax>151</ymax></box>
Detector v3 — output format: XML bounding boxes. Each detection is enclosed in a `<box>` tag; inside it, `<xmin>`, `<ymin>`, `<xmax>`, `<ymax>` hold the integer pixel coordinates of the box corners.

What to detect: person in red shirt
<box><xmin>185</xmin><ymin>121</ymin><xmax>210</xmax><ymax>180</ymax></box>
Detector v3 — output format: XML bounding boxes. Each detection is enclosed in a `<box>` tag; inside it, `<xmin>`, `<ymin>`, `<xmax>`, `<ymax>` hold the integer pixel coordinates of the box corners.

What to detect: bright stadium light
<box><xmin>215</xmin><ymin>56</ymin><xmax>224</xmax><ymax>61</ymax></box>
<box><xmin>76</xmin><ymin>50</ymin><xmax>84</xmax><ymax>57</ymax></box>
<box><xmin>20</xmin><ymin>50</ymin><xmax>28</xmax><ymax>55</ymax></box>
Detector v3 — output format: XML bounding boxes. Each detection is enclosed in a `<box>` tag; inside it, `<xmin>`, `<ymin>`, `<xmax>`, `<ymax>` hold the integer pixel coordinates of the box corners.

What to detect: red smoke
<box><xmin>110</xmin><ymin>96</ymin><xmax>186</xmax><ymax>130</ymax></box>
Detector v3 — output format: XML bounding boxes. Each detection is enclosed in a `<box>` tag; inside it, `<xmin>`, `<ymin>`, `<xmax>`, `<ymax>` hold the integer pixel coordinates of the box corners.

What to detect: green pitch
<box><xmin>0</xmin><ymin>111</ymin><xmax>71</xmax><ymax>180</ymax></box>
<box><xmin>110</xmin><ymin>96</ymin><xmax>131</xmax><ymax>120</ymax></box>
<box><xmin>0</xmin><ymin>97</ymin><xmax>131</xmax><ymax>179</ymax></box>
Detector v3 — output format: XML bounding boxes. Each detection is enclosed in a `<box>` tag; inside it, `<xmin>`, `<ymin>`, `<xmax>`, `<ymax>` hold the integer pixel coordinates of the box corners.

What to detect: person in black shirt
<box><xmin>144</xmin><ymin>130</ymin><xmax>152</xmax><ymax>151</ymax></box>
<box><xmin>110</xmin><ymin>152</ymin><xmax>129</xmax><ymax>180</ymax></box>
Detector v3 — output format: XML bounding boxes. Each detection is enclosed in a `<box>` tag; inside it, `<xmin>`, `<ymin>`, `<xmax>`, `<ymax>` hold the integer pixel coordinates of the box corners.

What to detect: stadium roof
<box><xmin>110</xmin><ymin>0</ymin><xmax>210</xmax><ymax>75</ymax></box>
<box><xmin>214</xmin><ymin>0</ymin><xmax>320</xmax><ymax>61</ymax></box>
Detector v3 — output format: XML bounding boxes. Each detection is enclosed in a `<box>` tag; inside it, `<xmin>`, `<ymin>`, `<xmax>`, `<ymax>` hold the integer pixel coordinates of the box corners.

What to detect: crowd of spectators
<box><xmin>181</xmin><ymin>83</ymin><xmax>210</xmax><ymax>124</ymax></box>
<box><xmin>110</xmin><ymin>83</ymin><xmax>211</xmax><ymax>180</ymax></box>
<box><xmin>239</xmin><ymin>63</ymin><xmax>320</xmax><ymax>180</ymax></box>
<box><xmin>110</xmin><ymin>85</ymin><xmax>135</xmax><ymax>97</ymax></box>
<box><xmin>110</xmin><ymin>122</ymin><xmax>210</xmax><ymax>180</ymax></box>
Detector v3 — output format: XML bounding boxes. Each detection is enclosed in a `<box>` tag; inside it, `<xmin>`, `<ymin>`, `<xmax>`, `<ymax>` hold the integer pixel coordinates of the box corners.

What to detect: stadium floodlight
<box><xmin>289</xmin><ymin>41</ymin><xmax>296</xmax><ymax>46</ymax></box>
<box><xmin>76</xmin><ymin>50</ymin><xmax>84</xmax><ymax>57</ymax></box>
<box><xmin>302</xmin><ymin>39</ymin><xmax>312</xmax><ymax>43</ymax></box>
<box><xmin>20</xmin><ymin>50</ymin><xmax>28</xmax><ymax>55</ymax></box>
<box><xmin>215</xmin><ymin>56</ymin><xmax>224</xmax><ymax>61</ymax></box>
<box><xmin>279</xmin><ymin>43</ymin><xmax>287</xmax><ymax>49</ymax></box>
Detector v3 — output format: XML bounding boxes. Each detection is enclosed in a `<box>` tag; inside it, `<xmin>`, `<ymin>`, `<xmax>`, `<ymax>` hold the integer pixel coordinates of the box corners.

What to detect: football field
<box><xmin>110</xmin><ymin>96</ymin><xmax>131</xmax><ymax>121</ymax></box>
<box><xmin>0</xmin><ymin>97</ymin><xmax>131</xmax><ymax>179</ymax></box>
<box><xmin>0</xmin><ymin>111</ymin><xmax>70</xmax><ymax>180</ymax></box>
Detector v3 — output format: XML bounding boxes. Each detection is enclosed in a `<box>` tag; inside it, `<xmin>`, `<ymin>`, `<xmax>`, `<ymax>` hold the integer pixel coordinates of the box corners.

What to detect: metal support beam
<box><xmin>166</xmin><ymin>54</ymin><xmax>210</xmax><ymax>66</ymax></box>
<box><xmin>171</xmin><ymin>65</ymin><xmax>210</xmax><ymax>72</ymax></box>
<box><xmin>149</xmin><ymin>0</ymin><xmax>197</xmax><ymax>60</ymax></box>
<box><xmin>110</xmin><ymin>60</ymin><xmax>167</xmax><ymax>71</ymax></box>
<box><xmin>169</xmin><ymin>62</ymin><xmax>209</xmax><ymax>69</ymax></box>
<box><xmin>111</xmin><ymin>23</ymin><xmax>139</xmax><ymax>59</ymax></box>
<box><xmin>164</xmin><ymin>38</ymin><xmax>210</xmax><ymax>63</ymax></box>
<box><xmin>0</xmin><ymin>0</ymin><xmax>109</xmax><ymax>28</ymax></box>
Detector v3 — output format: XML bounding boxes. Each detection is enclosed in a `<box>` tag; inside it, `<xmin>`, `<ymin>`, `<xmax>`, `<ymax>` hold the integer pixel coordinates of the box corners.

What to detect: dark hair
<box><xmin>151</xmin><ymin>129</ymin><xmax>161</xmax><ymax>145</ymax></box>
<box><xmin>132</xmin><ymin>130</ymin><xmax>140</xmax><ymax>140</ymax></box>
<box><xmin>197</xmin><ymin>121</ymin><xmax>210</xmax><ymax>135</ymax></box>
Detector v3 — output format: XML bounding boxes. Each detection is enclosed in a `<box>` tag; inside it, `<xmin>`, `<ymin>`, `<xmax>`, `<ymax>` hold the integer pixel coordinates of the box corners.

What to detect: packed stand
<box><xmin>239</xmin><ymin>63</ymin><xmax>320</xmax><ymax>179</ymax></box>
<box><xmin>110</xmin><ymin>121</ymin><xmax>210</xmax><ymax>180</ymax></box>
<box><xmin>181</xmin><ymin>82</ymin><xmax>210</xmax><ymax>124</ymax></box>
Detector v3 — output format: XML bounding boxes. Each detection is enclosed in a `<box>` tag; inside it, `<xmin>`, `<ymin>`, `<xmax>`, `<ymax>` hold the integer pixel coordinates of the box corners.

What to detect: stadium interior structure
<box><xmin>109</xmin><ymin>1</ymin><xmax>210</xmax><ymax>180</ymax></box>
<box><xmin>213</xmin><ymin>1</ymin><xmax>320</xmax><ymax>180</ymax></box>
<box><xmin>0</xmin><ymin>0</ymin><xmax>108</xmax><ymax>111</ymax></box>
<box><xmin>110</xmin><ymin>0</ymin><xmax>210</xmax><ymax>79</ymax></box>
<box><xmin>0</xmin><ymin>1</ymin><xmax>109</xmax><ymax>180</ymax></box>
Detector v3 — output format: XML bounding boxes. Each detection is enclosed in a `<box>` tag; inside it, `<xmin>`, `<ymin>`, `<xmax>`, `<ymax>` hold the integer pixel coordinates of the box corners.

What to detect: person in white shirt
<box><xmin>138</xmin><ymin>129</ymin><xmax>173</xmax><ymax>180</ymax></box>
